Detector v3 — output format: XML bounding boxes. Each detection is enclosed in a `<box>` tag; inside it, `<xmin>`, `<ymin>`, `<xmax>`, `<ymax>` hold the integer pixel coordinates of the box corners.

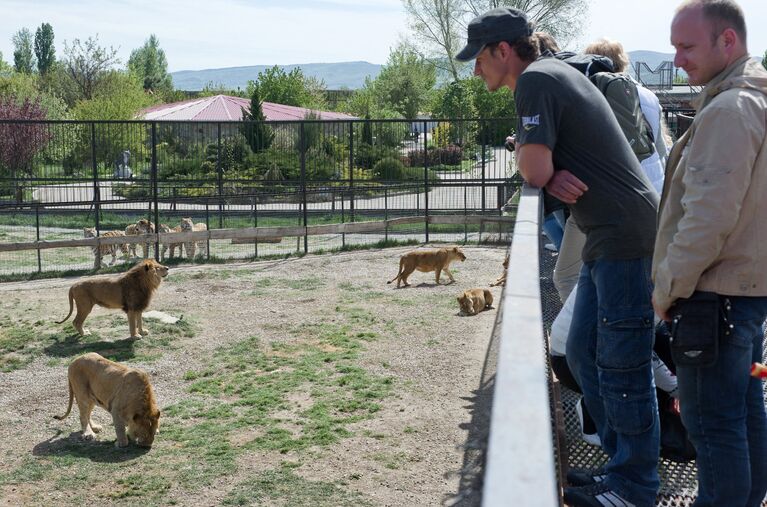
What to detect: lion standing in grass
<box><xmin>387</xmin><ymin>247</ymin><xmax>466</xmax><ymax>287</ymax></box>
<box><xmin>56</xmin><ymin>259</ymin><xmax>169</xmax><ymax>339</ymax></box>
<box><xmin>54</xmin><ymin>352</ymin><xmax>160</xmax><ymax>448</ymax></box>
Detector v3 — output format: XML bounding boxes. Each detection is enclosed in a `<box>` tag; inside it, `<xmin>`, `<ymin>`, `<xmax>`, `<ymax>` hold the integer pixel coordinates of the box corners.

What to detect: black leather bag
<box><xmin>669</xmin><ymin>291</ymin><xmax>731</xmax><ymax>367</ymax></box>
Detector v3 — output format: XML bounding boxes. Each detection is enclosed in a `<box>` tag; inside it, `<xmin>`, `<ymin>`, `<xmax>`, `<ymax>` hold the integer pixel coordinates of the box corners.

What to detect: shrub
<box><xmin>400</xmin><ymin>167</ymin><xmax>439</xmax><ymax>182</ymax></box>
<box><xmin>405</xmin><ymin>144</ymin><xmax>463</xmax><ymax>167</ymax></box>
<box><xmin>354</xmin><ymin>143</ymin><xmax>399</xmax><ymax>169</ymax></box>
<box><xmin>373</xmin><ymin>157</ymin><xmax>405</xmax><ymax>180</ymax></box>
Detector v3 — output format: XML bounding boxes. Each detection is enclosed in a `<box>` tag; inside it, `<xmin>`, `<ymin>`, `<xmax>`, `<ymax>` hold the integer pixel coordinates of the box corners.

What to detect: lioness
<box><xmin>54</xmin><ymin>352</ymin><xmax>160</xmax><ymax>448</ymax></box>
<box><xmin>489</xmin><ymin>254</ymin><xmax>510</xmax><ymax>287</ymax></box>
<box><xmin>179</xmin><ymin>217</ymin><xmax>208</xmax><ymax>259</ymax></box>
<box><xmin>125</xmin><ymin>219</ymin><xmax>155</xmax><ymax>258</ymax></box>
<box><xmin>56</xmin><ymin>259</ymin><xmax>169</xmax><ymax>339</ymax></box>
<box><xmin>387</xmin><ymin>247</ymin><xmax>466</xmax><ymax>288</ymax></box>
<box><xmin>457</xmin><ymin>288</ymin><xmax>494</xmax><ymax>316</ymax></box>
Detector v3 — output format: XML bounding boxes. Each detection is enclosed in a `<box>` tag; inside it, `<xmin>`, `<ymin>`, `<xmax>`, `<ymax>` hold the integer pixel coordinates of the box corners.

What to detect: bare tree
<box><xmin>403</xmin><ymin>0</ymin><xmax>588</xmax><ymax>82</ymax></box>
<box><xmin>403</xmin><ymin>0</ymin><xmax>467</xmax><ymax>81</ymax></box>
<box><xmin>465</xmin><ymin>0</ymin><xmax>587</xmax><ymax>46</ymax></box>
<box><xmin>62</xmin><ymin>35</ymin><xmax>119</xmax><ymax>100</ymax></box>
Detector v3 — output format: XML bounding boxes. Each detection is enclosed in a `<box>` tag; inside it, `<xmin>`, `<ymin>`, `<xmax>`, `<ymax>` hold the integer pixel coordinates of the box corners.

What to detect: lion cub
<box><xmin>458</xmin><ymin>288</ymin><xmax>494</xmax><ymax>316</ymax></box>
<box><xmin>54</xmin><ymin>352</ymin><xmax>161</xmax><ymax>448</ymax></box>
<box><xmin>56</xmin><ymin>259</ymin><xmax>169</xmax><ymax>339</ymax></box>
<box><xmin>387</xmin><ymin>247</ymin><xmax>466</xmax><ymax>287</ymax></box>
<box><xmin>490</xmin><ymin>254</ymin><xmax>510</xmax><ymax>287</ymax></box>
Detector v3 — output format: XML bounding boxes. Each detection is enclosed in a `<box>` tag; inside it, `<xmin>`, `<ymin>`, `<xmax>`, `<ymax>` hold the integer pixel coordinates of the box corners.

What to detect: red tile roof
<box><xmin>141</xmin><ymin>95</ymin><xmax>356</xmax><ymax>121</ymax></box>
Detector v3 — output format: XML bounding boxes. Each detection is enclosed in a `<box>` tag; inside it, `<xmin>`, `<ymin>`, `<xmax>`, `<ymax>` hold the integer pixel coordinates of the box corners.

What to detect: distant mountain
<box><xmin>170</xmin><ymin>61</ymin><xmax>383</xmax><ymax>91</ymax></box>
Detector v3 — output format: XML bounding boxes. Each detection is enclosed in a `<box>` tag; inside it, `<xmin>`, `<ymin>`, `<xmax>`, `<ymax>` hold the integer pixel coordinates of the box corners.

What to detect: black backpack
<box><xmin>554</xmin><ymin>52</ymin><xmax>655</xmax><ymax>162</ymax></box>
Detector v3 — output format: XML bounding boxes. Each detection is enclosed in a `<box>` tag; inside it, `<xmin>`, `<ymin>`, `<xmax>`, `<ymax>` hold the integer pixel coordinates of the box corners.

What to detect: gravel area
<box><xmin>0</xmin><ymin>244</ymin><xmax>506</xmax><ymax>506</ymax></box>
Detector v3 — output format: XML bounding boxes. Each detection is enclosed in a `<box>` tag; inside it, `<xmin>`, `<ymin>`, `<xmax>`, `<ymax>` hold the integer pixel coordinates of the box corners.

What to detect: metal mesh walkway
<box><xmin>539</xmin><ymin>244</ymin><xmax>767</xmax><ymax>507</ymax></box>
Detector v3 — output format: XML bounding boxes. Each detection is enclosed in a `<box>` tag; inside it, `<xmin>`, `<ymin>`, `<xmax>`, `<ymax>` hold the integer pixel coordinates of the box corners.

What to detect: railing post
<box><xmin>205</xmin><ymin>200</ymin><xmax>210</xmax><ymax>260</ymax></box>
<box><xmin>348</xmin><ymin>120</ymin><xmax>355</xmax><ymax>223</ymax></box>
<box><xmin>253</xmin><ymin>196</ymin><xmax>258</xmax><ymax>259</ymax></box>
<box><xmin>481</xmin><ymin>123</ymin><xmax>487</xmax><ymax>213</ymax></box>
<box><xmin>384</xmin><ymin>187</ymin><xmax>389</xmax><ymax>243</ymax></box>
<box><xmin>464</xmin><ymin>184</ymin><xmax>468</xmax><ymax>244</ymax></box>
<box><xmin>35</xmin><ymin>205</ymin><xmax>41</xmax><ymax>273</ymax></box>
<box><xmin>340</xmin><ymin>191</ymin><xmax>346</xmax><ymax>248</ymax></box>
<box><xmin>91</xmin><ymin>122</ymin><xmax>101</xmax><ymax>269</ymax></box>
<box><xmin>423</xmin><ymin>120</ymin><xmax>429</xmax><ymax>243</ymax></box>
<box><xmin>151</xmin><ymin>121</ymin><xmax>160</xmax><ymax>260</ymax></box>
<box><xmin>217</xmin><ymin>122</ymin><xmax>224</xmax><ymax>229</ymax></box>
<box><xmin>300</xmin><ymin>122</ymin><xmax>308</xmax><ymax>254</ymax></box>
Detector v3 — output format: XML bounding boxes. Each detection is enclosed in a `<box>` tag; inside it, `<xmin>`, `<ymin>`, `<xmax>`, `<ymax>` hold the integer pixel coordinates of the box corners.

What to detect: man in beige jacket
<box><xmin>653</xmin><ymin>1</ymin><xmax>767</xmax><ymax>505</ymax></box>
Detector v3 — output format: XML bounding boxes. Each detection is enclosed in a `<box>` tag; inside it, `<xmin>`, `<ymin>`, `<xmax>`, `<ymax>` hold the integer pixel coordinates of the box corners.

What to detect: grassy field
<box><xmin>0</xmin><ymin>246</ymin><xmax>505</xmax><ymax>506</ymax></box>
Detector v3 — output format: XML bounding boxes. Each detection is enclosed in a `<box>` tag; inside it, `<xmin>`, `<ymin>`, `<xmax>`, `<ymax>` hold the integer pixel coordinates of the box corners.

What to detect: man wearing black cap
<box><xmin>456</xmin><ymin>8</ymin><xmax>660</xmax><ymax>507</ymax></box>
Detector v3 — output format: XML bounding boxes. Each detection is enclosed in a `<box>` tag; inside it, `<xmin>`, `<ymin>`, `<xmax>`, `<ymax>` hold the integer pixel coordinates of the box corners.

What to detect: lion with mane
<box><xmin>54</xmin><ymin>352</ymin><xmax>160</xmax><ymax>448</ymax></box>
<box><xmin>56</xmin><ymin>259</ymin><xmax>169</xmax><ymax>339</ymax></box>
<box><xmin>387</xmin><ymin>247</ymin><xmax>466</xmax><ymax>288</ymax></box>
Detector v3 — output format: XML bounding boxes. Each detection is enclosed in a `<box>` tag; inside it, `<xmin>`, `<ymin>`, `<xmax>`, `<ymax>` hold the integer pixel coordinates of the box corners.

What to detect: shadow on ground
<box><xmin>43</xmin><ymin>334</ymin><xmax>137</xmax><ymax>361</ymax></box>
<box><xmin>33</xmin><ymin>432</ymin><xmax>149</xmax><ymax>463</ymax></box>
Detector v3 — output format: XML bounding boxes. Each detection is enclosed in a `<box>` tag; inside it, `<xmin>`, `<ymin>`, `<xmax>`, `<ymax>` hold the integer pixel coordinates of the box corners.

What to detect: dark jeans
<box><xmin>677</xmin><ymin>296</ymin><xmax>767</xmax><ymax>507</ymax></box>
<box><xmin>566</xmin><ymin>257</ymin><xmax>660</xmax><ymax>507</ymax></box>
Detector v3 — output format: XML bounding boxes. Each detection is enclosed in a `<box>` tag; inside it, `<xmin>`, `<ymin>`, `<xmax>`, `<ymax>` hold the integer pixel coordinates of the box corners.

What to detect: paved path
<box><xmin>30</xmin><ymin>148</ymin><xmax>514</xmax><ymax>213</ymax></box>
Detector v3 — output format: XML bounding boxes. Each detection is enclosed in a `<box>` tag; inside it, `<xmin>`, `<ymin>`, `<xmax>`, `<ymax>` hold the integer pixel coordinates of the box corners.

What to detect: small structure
<box><xmin>113</xmin><ymin>150</ymin><xmax>133</xmax><ymax>179</ymax></box>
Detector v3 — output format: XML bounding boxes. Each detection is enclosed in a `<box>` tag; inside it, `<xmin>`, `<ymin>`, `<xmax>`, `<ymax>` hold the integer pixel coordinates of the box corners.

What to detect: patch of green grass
<box><xmin>0</xmin><ymin>311</ymin><xmax>198</xmax><ymax>371</ymax></box>
<box><xmin>0</xmin><ymin>456</ymin><xmax>55</xmax><ymax>486</ymax></box>
<box><xmin>371</xmin><ymin>451</ymin><xmax>410</xmax><ymax>470</ymax></box>
<box><xmin>156</xmin><ymin>321</ymin><xmax>395</xmax><ymax>498</ymax></box>
<box><xmin>223</xmin><ymin>463</ymin><xmax>370</xmax><ymax>507</ymax></box>
<box><xmin>107</xmin><ymin>474</ymin><xmax>173</xmax><ymax>500</ymax></box>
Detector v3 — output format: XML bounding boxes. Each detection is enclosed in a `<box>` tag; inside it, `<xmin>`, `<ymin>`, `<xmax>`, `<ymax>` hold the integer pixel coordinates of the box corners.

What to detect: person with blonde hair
<box><xmin>585</xmin><ymin>38</ymin><xmax>669</xmax><ymax>194</ymax></box>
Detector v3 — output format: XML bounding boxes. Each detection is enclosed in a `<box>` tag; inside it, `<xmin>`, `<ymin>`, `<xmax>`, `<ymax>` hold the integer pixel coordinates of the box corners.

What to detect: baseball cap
<box><xmin>455</xmin><ymin>8</ymin><xmax>534</xmax><ymax>62</ymax></box>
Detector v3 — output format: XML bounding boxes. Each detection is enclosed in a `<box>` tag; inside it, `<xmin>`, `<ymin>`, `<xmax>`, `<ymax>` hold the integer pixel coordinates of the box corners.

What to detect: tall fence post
<box><xmin>253</xmin><ymin>196</ymin><xmax>258</xmax><ymax>259</ymax></box>
<box><xmin>35</xmin><ymin>205</ymin><xmax>41</xmax><ymax>273</ymax></box>
<box><xmin>300</xmin><ymin>121</ymin><xmax>308</xmax><ymax>254</ymax></box>
<box><xmin>464</xmin><ymin>185</ymin><xmax>468</xmax><ymax>244</ymax></box>
<box><xmin>481</xmin><ymin>122</ymin><xmax>487</xmax><ymax>213</ymax></box>
<box><xmin>423</xmin><ymin>120</ymin><xmax>429</xmax><ymax>243</ymax></box>
<box><xmin>217</xmin><ymin>122</ymin><xmax>224</xmax><ymax>229</ymax></box>
<box><xmin>91</xmin><ymin>122</ymin><xmax>102</xmax><ymax>269</ymax></box>
<box><xmin>205</xmin><ymin>201</ymin><xmax>210</xmax><ymax>260</ymax></box>
<box><xmin>348</xmin><ymin>120</ymin><xmax>355</xmax><ymax>223</ymax></box>
<box><xmin>384</xmin><ymin>187</ymin><xmax>389</xmax><ymax>244</ymax></box>
<box><xmin>151</xmin><ymin>122</ymin><xmax>160</xmax><ymax>260</ymax></box>
<box><xmin>340</xmin><ymin>191</ymin><xmax>346</xmax><ymax>248</ymax></box>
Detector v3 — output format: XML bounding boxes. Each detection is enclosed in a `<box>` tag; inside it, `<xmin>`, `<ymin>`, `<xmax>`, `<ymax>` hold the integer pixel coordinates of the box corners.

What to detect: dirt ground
<box><xmin>0</xmin><ymin>244</ymin><xmax>507</xmax><ymax>506</ymax></box>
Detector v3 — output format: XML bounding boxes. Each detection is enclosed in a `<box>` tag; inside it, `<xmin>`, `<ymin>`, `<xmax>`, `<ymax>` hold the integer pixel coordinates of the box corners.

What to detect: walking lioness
<box><xmin>54</xmin><ymin>352</ymin><xmax>160</xmax><ymax>448</ymax></box>
<box><xmin>387</xmin><ymin>247</ymin><xmax>466</xmax><ymax>287</ymax></box>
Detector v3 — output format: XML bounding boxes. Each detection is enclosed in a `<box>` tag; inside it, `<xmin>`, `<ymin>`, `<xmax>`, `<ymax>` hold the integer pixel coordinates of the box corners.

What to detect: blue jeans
<box><xmin>566</xmin><ymin>257</ymin><xmax>660</xmax><ymax>507</ymax></box>
<box><xmin>543</xmin><ymin>210</ymin><xmax>565</xmax><ymax>250</ymax></box>
<box><xmin>676</xmin><ymin>296</ymin><xmax>767</xmax><ymax>507</ymax></box>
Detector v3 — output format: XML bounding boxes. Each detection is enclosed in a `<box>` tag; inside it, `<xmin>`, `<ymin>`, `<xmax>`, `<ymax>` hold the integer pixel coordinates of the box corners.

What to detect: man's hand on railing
<box><xmin>545</xmin><ymin>170</ymin><xmax>587</xmax><ymax>204</ymax></box>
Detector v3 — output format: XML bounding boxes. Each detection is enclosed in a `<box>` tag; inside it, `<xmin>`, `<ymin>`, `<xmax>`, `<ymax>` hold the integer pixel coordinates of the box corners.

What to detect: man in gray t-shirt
<box><xmin>457</xmin><ymin>8</ymin><xmax>659</xmax><ymax>507</ymax></box>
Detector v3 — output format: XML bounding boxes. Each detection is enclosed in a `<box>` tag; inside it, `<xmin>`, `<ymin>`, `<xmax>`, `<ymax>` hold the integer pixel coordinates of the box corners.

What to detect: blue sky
<box><xmin>0</xmin><ymin>0</ymin><xmax>765</xmax><ymax>73</ymax></box>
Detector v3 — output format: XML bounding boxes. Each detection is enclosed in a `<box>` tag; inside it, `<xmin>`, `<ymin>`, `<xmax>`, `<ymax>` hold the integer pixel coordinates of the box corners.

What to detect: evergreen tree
<box><xmin>127</xmin><ymin>34</ymin><xmax>173</xmax><ymax>97</ymax></box>
<box><xmin>240</xmin><ymin>83</ymin><xmax>273</xmax><ymax>153</ymax></box>
<box><xmin>762</xmin><ymin>49</ymin><xmax>767</xmax><ymax>71</ymax></box>
<box><xmin>12</xmin><ymin>28</ymin><xmax>35</xmax><ymax>74</ymax></box>
<box><xmin>34</xmin><ymin>23</ymin><xmax>55</xmax><ymax>75</ymax></box>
